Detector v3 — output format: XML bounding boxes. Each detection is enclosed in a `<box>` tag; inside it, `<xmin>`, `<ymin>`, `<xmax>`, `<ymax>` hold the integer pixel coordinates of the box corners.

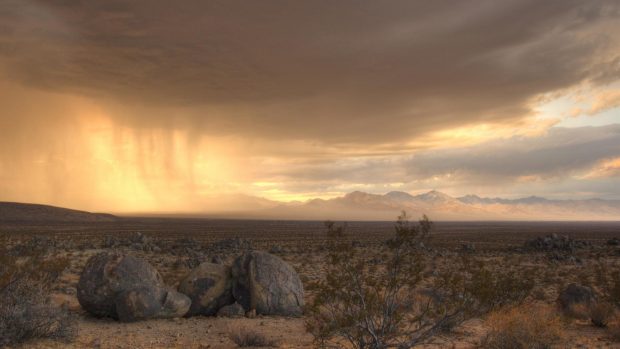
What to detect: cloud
<box><xmin>253</xmin><ymin>124</ymin><xmax>620</xmax><ymax>198</ymax></box>
<box><xmin>582</xmin><ymin>157</ymin><xmax>620</xmax><ymax>178</ymax></box>
<box><xmin>0</xmin><ymin>0</ymin><xmax>619</xmax><ymax>145</ymax></box>
<box><xmin>1</xmin><ymin>1</ymin><xmax>620</xmax><ymax>210</ymax></box>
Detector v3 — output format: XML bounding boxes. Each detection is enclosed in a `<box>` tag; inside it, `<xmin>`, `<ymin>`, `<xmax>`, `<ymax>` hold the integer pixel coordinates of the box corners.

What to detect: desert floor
<box><xmin>2</xmin><ymin>219</ymin><xmax>620</xmax><ymax>348</ymax></box>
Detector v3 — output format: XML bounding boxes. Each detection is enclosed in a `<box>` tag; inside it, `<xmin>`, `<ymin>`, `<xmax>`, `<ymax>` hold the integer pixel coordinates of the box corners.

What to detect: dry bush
<box><xmin>589</xmin><ymin>302</ymin><xmax>615</xmax><ymax>328</ymax></box>
<box><xmin>229</xmin><ymin>326</ymin><xmax>278</xmax><ymax>347</ymax></box>
<box><xmin>0</xmin><ymin>247</ymin><xmax>76</xmax><ymax>346</ymax></box>
<box><xmin>307</xmin><ymin>213</ymin><xmax>535</xmax><ymax>349</ymax></box>
<box><xmin>593</xmin><ymin>262</ymin><xmax>620</xmax><ymax>305</ymax></box>
<box><xmin>481</xmin><ymin>305</ymin><xmax>563</xmax><ymax>349</ymax></box>
<box><xmin>607</xmin><ymin>314</ymin><xmax>620</xmax><ymax>342</ymax></box>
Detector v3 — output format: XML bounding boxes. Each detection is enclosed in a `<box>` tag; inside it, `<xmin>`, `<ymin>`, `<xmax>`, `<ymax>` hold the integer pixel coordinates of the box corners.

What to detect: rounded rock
<box><xmin>178</xmin><ymin>262</ymin><xmax>234</xmax><ymax>316</ymax></box>
<box><xmin>77</xmin><ymin>252</ymin><xmax>164</xmax><ymax>318</ymax></box>
<box><xmin>232</xmin><ymin>251</ymin><xmax>304</xmax><ymax>316</ymax></box>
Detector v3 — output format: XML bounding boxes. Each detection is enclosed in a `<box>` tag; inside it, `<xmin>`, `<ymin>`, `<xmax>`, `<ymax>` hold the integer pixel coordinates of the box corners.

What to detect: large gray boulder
<box><xmin>115</xmin><ymin>285</ymin><xmax>191</xmax><ymax>322</ymax></box>
<box><xmin>77</xmin><ymin>252</ymin><xmax>182</xmax><ymax>320</ymax></box>
<box><xmin>232</xmin><ymin>251</ymin><xmax>304</xmax><ymax>316</ymax></box>
<box><xmin>178</xmin><ymin>262</ymin><xmax>234</xmax><ymax>316</ymax></box>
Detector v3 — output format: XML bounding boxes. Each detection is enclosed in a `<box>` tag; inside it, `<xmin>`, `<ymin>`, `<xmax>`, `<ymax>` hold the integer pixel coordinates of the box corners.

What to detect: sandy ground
<box><xmin>3</xmin><ymin>219</ymin><xmax>620</xmax><ymax>348</ymax></box>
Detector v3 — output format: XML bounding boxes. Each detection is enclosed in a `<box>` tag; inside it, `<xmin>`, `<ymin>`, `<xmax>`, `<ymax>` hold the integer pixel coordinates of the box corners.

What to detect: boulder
<box><xmin>557</xmin><ymin>283</ymin><xmax>596</xmax><ymax>311</ymax></box>
<box><xmin>217</xmin><ymin>302</ymin><xmax>245</xmax><ymax>317</ymax></box>
<box><xmin>77</xmin><ymin>253</ymin><xmax>164</xmax><ymax>318</ymax></box>
<box><xmin>178</xmin><ymin>262</ymin><xmax>234</xmax><ymax>316</ymax></box>
<box><xmin>232</xmin><ymin>251</ymin><xmax>304</xmax><ymax>316</ymax></box>
<box><xmin>115</xmin><ymin>285</ymin><xmax>191</xmax><ymax>322</ymax></box>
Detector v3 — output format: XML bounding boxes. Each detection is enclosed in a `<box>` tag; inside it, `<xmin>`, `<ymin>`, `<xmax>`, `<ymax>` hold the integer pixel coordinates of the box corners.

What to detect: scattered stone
<box><xmin>460</xmin><ymin>242</ymin><xmax>476</xmax><ymax>253</ymax></box>
<box><xmin>232</xmin><ymin>251</ymin><xmax>304</xmax><ymax>316</ymax></box>
<box><xmin>216</xmin><ymin>302</ymin><xmax>245</xmax><ymax>317</ymax></box>
<box><xmin>607</xmin><ymin>238</ymin><xmax>620</xmax><ymax>246</ymax></box>
<box><xmin>269</xmin><ymin>245</ymin><xmax>284</xmax><ymax>254</ymax></box>
<box><xmin>524</xmin><ymin>234</ymin><xmax>589</xmax><ymax>252</ymax></box>
<box><xmin>209</xmin><ymin>238</ymin><xmax>252</xmax><ymax>252</ymax></box>
<box><xmin>178</xmin><ymin>262</ymin><xmax>234</xmax><ymax>316</ymax></box>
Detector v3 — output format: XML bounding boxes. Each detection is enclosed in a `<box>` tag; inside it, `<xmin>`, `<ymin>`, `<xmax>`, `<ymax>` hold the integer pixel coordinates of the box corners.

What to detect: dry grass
<box><xmin>481</xmin><ymin>305</ymin><xmax>564</xmax><ymax>349</ymax></box>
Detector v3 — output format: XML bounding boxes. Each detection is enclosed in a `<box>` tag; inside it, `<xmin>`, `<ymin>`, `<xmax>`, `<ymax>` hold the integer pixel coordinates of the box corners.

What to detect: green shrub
<box><xmin>306</xmin><ymin>212</ymin><xmax>534</xmax><ymax>349</ymax></box>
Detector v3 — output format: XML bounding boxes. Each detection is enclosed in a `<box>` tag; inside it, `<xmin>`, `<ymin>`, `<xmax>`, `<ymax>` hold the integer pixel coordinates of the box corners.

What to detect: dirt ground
<box><xmin>2</xmin><ymin>218</ymin><xmax>620</xmax><ymax>348</ymax></box>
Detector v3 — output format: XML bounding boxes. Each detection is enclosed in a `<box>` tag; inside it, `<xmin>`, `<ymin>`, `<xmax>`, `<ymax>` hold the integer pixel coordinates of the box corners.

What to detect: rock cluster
<box><xmin>607</xmin><ymin>238</ymin><xmax>620</xmax><ymax>246</ymax></box>
<box><xmin>179</xmin><ymin>251</ymin><xmax>304</xmax><ymax>317</ymax></box>
<box><xmin>77</xmin><ymin>253</ymin><xmax>190</xmax><ymax>322</ymax></box>
<box><xmin>8</xmin><ymin>236</ymin><xmax>76</xmax><ymax>255</ymax></box>
<box><xmin>523</xmin><ymin>233</ymin><xmax>589</xmax><ymax>252</ymax></box>
<box><xmin>103</xmin><ymin>232</ymin><xmax>161</xmax><ymax>252</ymax></box>
<box><xmin>208</xmin><ymin>238</ymin><xmax>253</xmax><ymax>252</ymax></box>
<box><xmin>77</xmin><ymin>250</ymin><xmax>304</xmax><ymax>322</ymax></box>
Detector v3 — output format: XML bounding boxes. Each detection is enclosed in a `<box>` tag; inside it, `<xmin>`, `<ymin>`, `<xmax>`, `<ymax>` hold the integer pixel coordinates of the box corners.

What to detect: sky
<box><xmin>0</xmin><ymin>0</ymin><xmax>619</xmax><ymax>213</ymax></box>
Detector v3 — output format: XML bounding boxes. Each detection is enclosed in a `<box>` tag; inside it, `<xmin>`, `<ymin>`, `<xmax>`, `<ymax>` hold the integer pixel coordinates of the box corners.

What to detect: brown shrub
<box><xmin>607</xmin><ymin>315</ymin><xmax>620</xmax><ymax>342</ymax></box>
<box><xmin>481</xmin><ymin>305</ymin><xmax>563</xmax><ymax>349</ymax></box>
<box><xmin>307</xmin><ymin>213</ymin><xmax>535</xmax><ymax>349</ymax></box>
<box><xmin>589</xmin><ymin>302</ymin><xmax>615</xmax><ymax>328</ymax></box>
<box><xmin>0</xmin><ymin>249</ymin><xmax>76</xmax><ymax>346</ymax></box>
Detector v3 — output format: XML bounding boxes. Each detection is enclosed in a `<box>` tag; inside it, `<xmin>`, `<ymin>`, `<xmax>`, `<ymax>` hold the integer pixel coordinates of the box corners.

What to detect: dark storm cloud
<box><xmin>0</xmin><ymin>0</ymin><xmax>619</xmax><ymax>143</ymax></box>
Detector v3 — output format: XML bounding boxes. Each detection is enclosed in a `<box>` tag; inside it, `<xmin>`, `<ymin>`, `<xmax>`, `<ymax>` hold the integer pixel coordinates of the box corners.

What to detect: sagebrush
<box><xmin>0</xmin><ymin>242</ymin><xmax>76</xmax><ymax>346</ymax></box>
<box><xmin>306</xmin><ymin>212</ymin><xmax>534</xmax><ymax>349</ymax></box>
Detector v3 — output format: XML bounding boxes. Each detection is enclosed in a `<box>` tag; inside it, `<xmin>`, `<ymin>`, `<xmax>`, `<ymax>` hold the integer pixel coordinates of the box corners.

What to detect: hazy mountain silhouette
<box><xmin>261</xmin><ymin>190</ymin><xmax>620</xmax><ymax>221</ymax></box>
<box><xmin>0</xmin><ymin>202</ymin><xmax>117</xmax><ymax>222</ymax></box>
<box><xmin>3</xmin><ymin>191</ymin><xmax>620</xmax><ymax>221</ymax></box>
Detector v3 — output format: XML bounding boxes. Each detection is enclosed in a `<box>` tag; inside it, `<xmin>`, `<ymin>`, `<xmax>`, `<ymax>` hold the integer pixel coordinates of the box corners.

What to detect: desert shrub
<box><xmin>229</xmin><ymin>326</ymin><xmax>278</xmax><ymax>347</ymax></box>
<box><xmin>436</xmin><ymin>256</ymin><xmax>535</xmax><ymax>316</ymax></box>
<box><xmin>593</xmin><ymin>262</ymin><xmax>620</xmax><ymax>306</ymax></box>
<box><xmin>0</xmin><ymin>247</ymin><xmax>76</xmax><ymax>346</ymax></box>
<box><xmin>589</xmin><ymin>302</ymin><xmax>615</xmax><ymax>327</ymax></box>
<box><xmin>607</xmin><ymin>314</ymin><xmax>620</xmax><ymax>342</ymax></box>
<box><xmin>306</xmin><ymin>213</ymin><xmax>534</xmax><ymax>349</ymax></box>
<box><xmin>481</xmin><ymin>306</ymin><xmax>563</xmax><ymax>349</ymax></box>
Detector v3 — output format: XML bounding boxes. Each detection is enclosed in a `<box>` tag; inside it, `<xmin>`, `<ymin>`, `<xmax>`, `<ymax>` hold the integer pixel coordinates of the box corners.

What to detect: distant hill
<box><xmin>0</xmin><ymin>202</ymin><xmax>118</xmax><ymax>222</ymax></box>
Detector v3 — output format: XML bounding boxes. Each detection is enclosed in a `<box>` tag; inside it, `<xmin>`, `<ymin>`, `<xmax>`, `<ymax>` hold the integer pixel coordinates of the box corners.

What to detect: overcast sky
<box><xmin>0</xmin><ymin>0</ymin><xmax>619</xmax><ymax>212</ymax></box>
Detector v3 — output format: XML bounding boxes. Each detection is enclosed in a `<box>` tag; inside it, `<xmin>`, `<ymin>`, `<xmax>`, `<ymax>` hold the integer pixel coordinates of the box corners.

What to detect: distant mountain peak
<box><xmin>384</xmin><ymin>191</ymin><xmax>415</xmax><ymax>200</ymax></box>
<box><xmin>414</xmin><ymin>190</ymin><xmax>454</xmax><ymax>202</ymax></box>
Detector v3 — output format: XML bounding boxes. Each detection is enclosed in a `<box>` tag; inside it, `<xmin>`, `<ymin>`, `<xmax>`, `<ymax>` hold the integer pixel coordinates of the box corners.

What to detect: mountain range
<box><xmin>238</xmin><ymin>190</ymin><xmax>620</xmax><ymax>221</ymax></box>
<box><xmin>2</xmin><ymin>190</ymin><xmax>620</xmax><ymax>221</ymax></box>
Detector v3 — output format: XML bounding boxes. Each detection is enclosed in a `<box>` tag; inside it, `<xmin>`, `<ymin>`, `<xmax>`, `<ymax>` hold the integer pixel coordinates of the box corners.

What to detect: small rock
<box><xmin>217</xmin><ymin>302</ymin><xmax>245</xmax><ymax>317</ymax></box>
